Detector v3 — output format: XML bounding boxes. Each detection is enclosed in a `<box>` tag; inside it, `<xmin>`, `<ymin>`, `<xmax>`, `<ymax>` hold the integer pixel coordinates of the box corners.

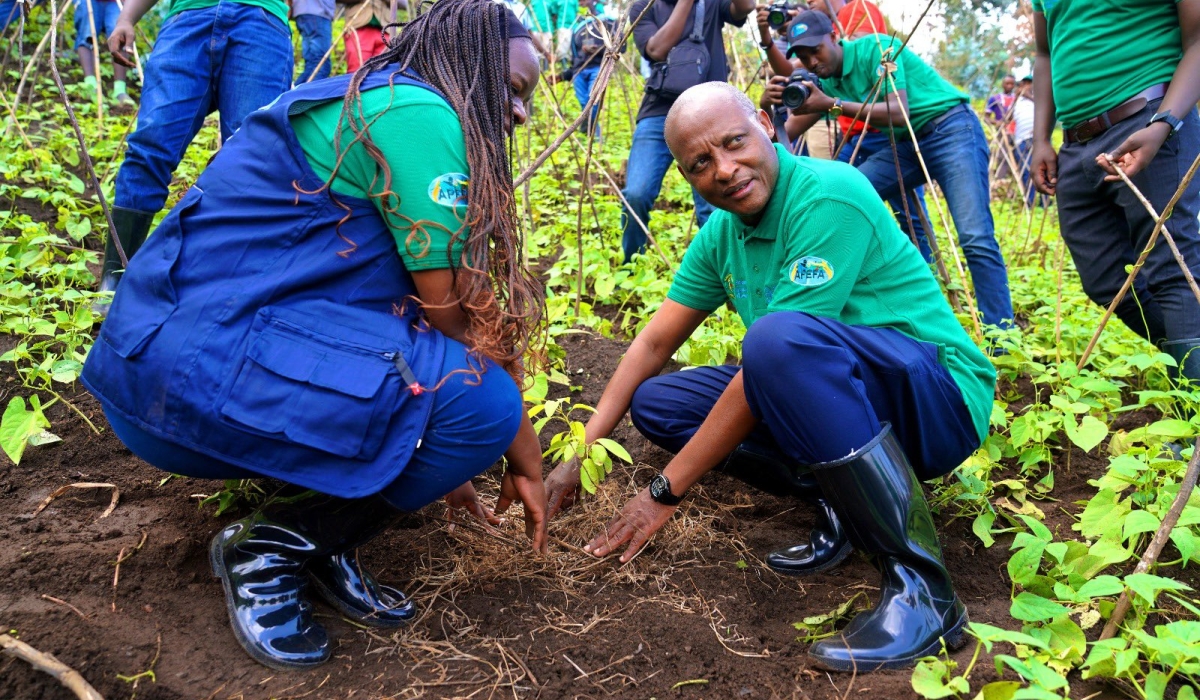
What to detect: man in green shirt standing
<box><xmin>93</xmin><ymin>0</ymin><xmax>294</xmax><ymax>312</ymax></box>
<box><xmin>544</xmin><ymin>82</ymin><xmax>995</xmax><ymax>671</ymax></box>
<box><xmin>1031</xmin><ymin>0</ymin><xmax>1200</xmax><ymax>378</ymax></box>
<box><xmin>783</xmin><ymin>10</ymin><xmax>1014</xmax><ymax>332</ymax></box>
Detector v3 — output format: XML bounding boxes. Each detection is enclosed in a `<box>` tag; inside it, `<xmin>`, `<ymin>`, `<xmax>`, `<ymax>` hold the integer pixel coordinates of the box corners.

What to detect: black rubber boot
<box><xmin>210</xmin><ymin>494</ymin><xmax>412</xmax><ymax>670</ymax></box>
<box><xmin>1163</xmin><ymin>337</ymin><xmax>1200</xmax><ymax>383</ymax></box>
<box><xmin>806</xmin><ymin>424</ymin><xmax>969</xmax><ymax>672</ymax></box>
<box><xmin>717</xmin><ymin>446</ymin><xmax>852</xmax><ymax>576</ymax></box>
<box><xmin>93</xmin><ymin>206</ymin><xmax>153</xmax><ymax>316</ymax></box>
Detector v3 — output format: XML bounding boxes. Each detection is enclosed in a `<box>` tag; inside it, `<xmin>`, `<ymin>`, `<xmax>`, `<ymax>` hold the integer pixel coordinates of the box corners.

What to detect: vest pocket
<box><xmin>219</xmin><ymin>308</ymin><xmax>405</xmax><ymax>460</ymax></box>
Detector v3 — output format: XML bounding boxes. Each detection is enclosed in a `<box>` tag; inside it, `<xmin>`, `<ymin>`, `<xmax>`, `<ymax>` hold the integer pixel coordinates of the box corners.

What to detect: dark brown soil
<box><xmin>0</xmin><ymin>332</ymin><xmax>1120</xmax><ymax>700</ymax></box>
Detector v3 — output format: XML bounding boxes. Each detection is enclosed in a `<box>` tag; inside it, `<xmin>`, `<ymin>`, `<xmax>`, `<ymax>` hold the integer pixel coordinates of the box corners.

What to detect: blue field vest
<box><xmin>82</xmin><ymin>70</ymin><xmax>450</xmax><ymax>498</ymax></box>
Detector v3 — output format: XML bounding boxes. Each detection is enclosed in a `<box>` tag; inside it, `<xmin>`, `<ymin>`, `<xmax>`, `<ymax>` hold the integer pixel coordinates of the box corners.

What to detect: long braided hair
<box><xmin>333</xmin><ymin>0</ymin><xmax>544</xmax><ymax>380</ymax></box>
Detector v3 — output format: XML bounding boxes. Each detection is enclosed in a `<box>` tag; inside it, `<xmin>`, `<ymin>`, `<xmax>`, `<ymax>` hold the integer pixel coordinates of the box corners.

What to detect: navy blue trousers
<box><xmin>630</xmin><ymin>312</ymin><xmax>980</xmax><ymax>481</ymax></box>
<box><xmin>103</xmin><ymin>336</ymin><xmax>522</xmax><ymax>511</ymax></box>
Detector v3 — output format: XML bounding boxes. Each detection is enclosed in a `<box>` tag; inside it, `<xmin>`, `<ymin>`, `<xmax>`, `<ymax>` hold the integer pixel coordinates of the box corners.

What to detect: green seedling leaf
<box><xmin>1171</xmin><ymin>527</ymin><xmax>1197</xmax><ymax>565</ymax></box>
<box><xmin>1146</xmin><ymin>419</ymin><xmax>1195</xmax><ymax>439</ymax></box>
<box><xmin>1043</xmin><ymin>617</ymin><xmax>1086</xmax><ymax>664</ymax></box>
<box><xmin>1124</xmin><ymin>573</ymin><xmax>1191</xmax><ymax>605</ymax></box>
<box><xmin>975</xmin><ymin>681</ymin><xmax>1021</xmax><ymax>700</ymax></box>
<box><xmin>967</xmin><ymin>622</ymin><xmax>1049</xmax><ymax>652</ymax></box>
<box><xmin>0</xmin><ymin>396</ymin><xmax>51</xmax><ymax>465</ymax></box>
<box><xmin>594</xmin><ymin>438</ymin><xmax>632</xmax><ymax>463</ymax></box>
<box><xmin>1018</xmin><ymin>514</ymin><xmax>1052</xmax><ymax>542</ymax></box>
<box><xmin>911</xmin><ymin>658</ymin><xmax>968</xmax><ymax>699</ymax></box>
<box><xmin>973</xmin><ymin>509</ymin><xmax>996</xmax><ymax>547</ymax></box>
<box><xmin>1122</xmin><ymin>509</ymin><xmax>1161</xmax><ymax>541</ymax></box>
<box><xmin>1065</xmin><ymin>414</ymin><xmax>1108</xmax><ymax>452</ymax></box>
<box><xmin>1073</xmin><ymin>575</ymin><xmax>1124</xmax><ymax>602</ymax></box>
<box><xmin>1010</xmin><ymin>592</ymin><xmax>1070</xmax><ymax>622</ymax></box>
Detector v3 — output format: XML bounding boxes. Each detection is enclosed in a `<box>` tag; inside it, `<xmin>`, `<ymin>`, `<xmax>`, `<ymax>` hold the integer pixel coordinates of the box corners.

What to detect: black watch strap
<box><xmin>650</xmin><ymin>474</ymin><xmax>684</xmax><ymax>506</ymax></box>
<box><xmin>1149</xmin><ymin>111</ymin><xmax>1183</xmax><ymax>136</ymax></box>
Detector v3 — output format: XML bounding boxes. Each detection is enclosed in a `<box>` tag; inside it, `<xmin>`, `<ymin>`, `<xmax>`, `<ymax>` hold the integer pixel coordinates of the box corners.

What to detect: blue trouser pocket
<box><xmin>219</xmin><ymin>304</ymin><xmax>409</xmax><ymax>460</ymax></box>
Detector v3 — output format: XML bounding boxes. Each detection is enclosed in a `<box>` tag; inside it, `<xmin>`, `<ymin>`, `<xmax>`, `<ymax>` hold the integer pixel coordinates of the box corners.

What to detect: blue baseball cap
<box><xmin>786</xmin><ymin>9</ymin><xmax>834</xmax><ymax>55</ymax></box>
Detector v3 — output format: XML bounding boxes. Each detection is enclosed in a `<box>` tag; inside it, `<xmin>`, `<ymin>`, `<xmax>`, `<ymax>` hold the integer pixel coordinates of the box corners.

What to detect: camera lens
<box><xmin>767</xmin><ymin>8</ymin><xmax>785</xmax><ymax>27</ymax></box>
<box><xmin>781</xmin><ymin>81</ymin><xmax>810</xmax><ymax>110</ymax></box>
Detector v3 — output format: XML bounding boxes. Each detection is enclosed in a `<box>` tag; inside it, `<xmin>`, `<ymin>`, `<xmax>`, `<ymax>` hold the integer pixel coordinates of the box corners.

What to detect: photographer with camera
<box><xmin>783</xmin><ymin>11</ymin><xmax>1014</xmax><ymax>330</ymax></box>
<box><xmin>620</xmin><ymin>0</ymin><xmax>753</xmax><ymax>263</ymax></box>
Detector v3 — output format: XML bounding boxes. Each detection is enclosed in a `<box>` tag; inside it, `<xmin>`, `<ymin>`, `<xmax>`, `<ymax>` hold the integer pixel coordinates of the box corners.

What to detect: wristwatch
<box><xmin>1148</xmin><ymin>111</ymin><xmax>1183</xmax><ymax>138</ymax></box>
<box><xmin>649</xmin><ymin>474</ymin><xmax>684</xmax><ymax>506</ymax></box>
<box><xmin>829</xmin><ymin>98</ymin><xmax>844</xmax><ymax>118</ymax></box>
<box><xmin>760</xmin><ymin>40</ymin><xmax>774</xmax><ymax>51</ymax></box>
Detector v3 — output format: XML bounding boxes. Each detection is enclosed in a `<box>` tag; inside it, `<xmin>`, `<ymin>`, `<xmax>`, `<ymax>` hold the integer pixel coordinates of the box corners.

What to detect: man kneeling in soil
<box><xmin>543</xmin><ymin>81</ymin><xmax>997</xmax><ymax>671</ymax></box>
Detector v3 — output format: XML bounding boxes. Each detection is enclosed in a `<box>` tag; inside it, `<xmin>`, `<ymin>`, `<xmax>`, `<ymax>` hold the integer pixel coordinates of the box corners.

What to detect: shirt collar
<box><xmin>739</xmin><ymin>144</ymin><xmax>796</xmax><ymax>241</ymax></box>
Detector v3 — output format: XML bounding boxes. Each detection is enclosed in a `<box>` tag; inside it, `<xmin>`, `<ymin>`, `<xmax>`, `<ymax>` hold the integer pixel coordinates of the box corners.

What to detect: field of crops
<box><xmin>2</xmin><ymin>6</ymin><xmax>1200</xmax><ymax>699</ymax></box>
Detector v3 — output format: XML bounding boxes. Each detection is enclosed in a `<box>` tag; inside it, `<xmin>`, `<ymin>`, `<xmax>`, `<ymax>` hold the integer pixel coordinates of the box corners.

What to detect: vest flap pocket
<box><xmin>221</xmin><ymin>322</ymin><xmax>398</xmax><ymax>459</ymax></box>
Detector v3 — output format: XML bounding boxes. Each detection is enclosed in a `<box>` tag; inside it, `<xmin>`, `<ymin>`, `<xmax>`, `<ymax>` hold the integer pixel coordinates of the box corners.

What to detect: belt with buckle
<box><xmin>1063</xmin><ymin>83</ymin><xmax>1168</xmax><ymax>144</ymax></box>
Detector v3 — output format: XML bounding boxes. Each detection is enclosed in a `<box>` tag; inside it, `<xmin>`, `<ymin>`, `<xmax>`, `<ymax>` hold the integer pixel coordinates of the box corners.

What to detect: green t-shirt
<box><xmin>823</xmin><ymin>34</ymin><xmax>969</xmax><ymax>137</ymax></box>
<box><xmin>1032</xmin><ymin>0</ymin><xmax>1181</xmax><ymax>129</ymax></box>
<box><xmin>166</xmin><ymin>0</ymin><xmax>289</xmax><ymax>27</ymax></box>
<box><xmin>290</xmin><ymin>83</ymin><xmax>469</xmax><ymax>271</ymax></box>
<box><xmin>667</xmin><ymin>146</ymin><xmax>996</xmax><ymax>442</ymax></box>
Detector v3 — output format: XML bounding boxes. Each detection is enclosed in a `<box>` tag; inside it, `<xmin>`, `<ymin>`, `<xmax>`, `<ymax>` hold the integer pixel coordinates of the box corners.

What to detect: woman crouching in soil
<box><xmin>80</xmin><ymin>0</ymin><xmax>549</xmax><ymax>671</ymax></box>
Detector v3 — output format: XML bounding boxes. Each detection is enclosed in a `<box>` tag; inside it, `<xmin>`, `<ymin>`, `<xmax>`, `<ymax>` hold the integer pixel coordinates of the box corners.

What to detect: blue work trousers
<box><xmin>838</xmin><ymin>129</ymin><xmax>934</xmax><ymax>263</ymax></box>
<box><xmin>294</xmin><ymin>14</ymin><xmax>332</xmax><ymax>84</ymax></box>
<box><xmin>630</xmin><ymin>312</ymin><xmax>980</xmax><ymax>481</ymax></box>
<box><xmin>101</xmin><ymin>336</ymin><xmax>523</xmax><ymax>512</ymax></box>
<box><xmin>1055</xmin><ymin>99</ymin><xmax>1200</xmax><ymax>345</ymax></box>
<box><xmin>113</xmin><ymin>1</ymin><xmax>293</xmax><ymax>214</ymax></box>
<box><xmin>573</xmin><ymin>65</ymin><xmax>601</xmax><ymax>141</ymax></box>
<box><xmin>621</xmin><ymin>115</ymin><xmax>714</xmax><ymax>263</ymax></box>
<box><xmin>855</xmin><ymin>105</ymin><xmax>1014</xmax><ymax>329</ymax></box>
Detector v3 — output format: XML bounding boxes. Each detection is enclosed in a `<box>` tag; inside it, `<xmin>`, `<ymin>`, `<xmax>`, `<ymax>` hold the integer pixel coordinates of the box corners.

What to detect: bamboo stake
<box><xmin>12</xmin><ymin>0</ymin><xmax>73</xmax><ymax>112</ymax></box>
<box><xmin>1099</xmin><ymin>438</ymin><xmax>1200</xmax><ymax>641</ymax></box>
<box><xmin>48</xmin><ymin>0</ymin><xmax>125</xmax><ymax>265</ymax></box>
<box><xmin>0</xmin><ymin>634</ymin><xmax>104</xmax><ymax>700</ymax></box>
<box><xmin>86</xmin><ymin>0</ymin><xmax>104</xmax><ymax>124</ymax></box>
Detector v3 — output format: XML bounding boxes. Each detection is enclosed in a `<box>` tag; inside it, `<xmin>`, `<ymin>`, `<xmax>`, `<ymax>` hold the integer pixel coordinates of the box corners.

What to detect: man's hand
<box><xmin>583</xmin><ymin>487</ymin><xmax>677</xmax><ymax>563</ymax></box>
<box><xmin>754</xmin><ymin>4</ymin><xmax>772</xmax><ymax>45</ymax></box>
<box><xmin>1032</xmin><ymin>139</ymin><xmax>1058</xmax><ymax>196</ymax></box>
<box><xmin>1099</xmin><ymin>122</ymin><xmax>1173</xmax><ymax>181</ymax></box>
<box><xmin>497</xmin><ymin>466</ymin><xmax>548</xmax><ymax>554</ymax></box>
<box><xmin>544</xmin><ymin>457</ymin><xmax>582</xmax><ymax>519</ymax></box>
<box><xmin>444</xmin><ymin>481</ymin><xmax>502</xmax><ymax>529</ymax></box>
<box><xmin>760</xmin><ymin>74</ymin><xmax>787</xmax><ymax>109</ymax></box>
<box><xmin>108</xmin><ymin>22</ymin><xmax>136</xmax><ymax>67</ymax></box>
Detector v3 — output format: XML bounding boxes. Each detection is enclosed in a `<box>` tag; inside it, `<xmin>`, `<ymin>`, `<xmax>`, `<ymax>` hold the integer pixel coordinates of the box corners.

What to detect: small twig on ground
<box><xmin>0</xmin><ymin>633</ymin><xmax>104</xmax><ymax>700</ymax></box>
<box><xmin>112</xmin><ymin>530</ymin><xmax>149</xmax><ymax>612</ymax></box>
<box><xmin>40</xmin><ymin>594</ymin><xmax>89</xmax><ymax>621</ymax></box>
<box><xmin>1100</xmin><ymin>437</ymin><xmax>1200</xmax><ymax>640</ymax></box>
<box><xmin>33</xmin><ymin>482</ymin><xmax>119</xmax><ymax>518</ymax></box>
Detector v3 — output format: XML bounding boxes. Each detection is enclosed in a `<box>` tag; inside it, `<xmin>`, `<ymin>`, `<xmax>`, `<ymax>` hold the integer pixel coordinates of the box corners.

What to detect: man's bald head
<box><xmin>664</xmin><ymin>82</ymin><xmax>762</xmax><ymax>159</ymax></box>
<box><xmin>663</xmin><ymin>81</ymin><xmax>780</xmax><ymax>224</ymax></box>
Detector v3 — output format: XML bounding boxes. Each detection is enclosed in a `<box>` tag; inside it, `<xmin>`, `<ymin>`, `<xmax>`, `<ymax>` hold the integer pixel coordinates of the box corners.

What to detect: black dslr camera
<box><xmin>781</xmin><ymin>68</ymin><xmax>821</xmax><ymax>109</ymax></box>
<box><xmin>766</xmin><ymin>1</ymin><xmax>792</xmax><ymax>29</ymax></box>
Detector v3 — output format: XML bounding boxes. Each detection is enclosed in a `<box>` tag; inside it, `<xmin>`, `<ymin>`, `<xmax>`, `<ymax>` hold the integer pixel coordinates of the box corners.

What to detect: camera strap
<box><xmin>689</xmin><ymin>0</ymin><xmax>705</xmax><ymax>44</ymax></box>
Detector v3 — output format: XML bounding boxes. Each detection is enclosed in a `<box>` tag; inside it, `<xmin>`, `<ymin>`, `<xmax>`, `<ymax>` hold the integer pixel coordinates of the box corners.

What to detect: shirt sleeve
<box><xmin>766</xmin><ymin>198</ymin><xmax>876</xmax><ymax>318</ymax></box>
<box><xmin>631</xmin><ymin>0</ymin><xmax>657</xmax><ymax>60</ymax></box>
<box><xmin>360</xmin><ymin>100</ymin><xmax>470</xmax><ymax>271</ymax></box>
<box><xmin>666</xmin><ymin>228</ymin><xmax>726</xmax><ymax>312</ymax></box>
<box><xmin>718</xmin><ymin>0</ymin><xmax>746</xmax><ymax>27</ymax></box>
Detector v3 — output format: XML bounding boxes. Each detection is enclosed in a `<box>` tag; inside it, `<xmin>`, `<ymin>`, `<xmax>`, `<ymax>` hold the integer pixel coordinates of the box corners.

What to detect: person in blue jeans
<box><xmin>564</xmin><ymin>0</ymin><xmax>614</xmax><ymax>141</ymax></box>
<box><xmin>74</xmin><ymin>0</ymin><xmax>134</xmax><ymax>104</ymax></box>
<box><xmin>786</xmin><ymin>11</ymin><xmax>1014</xmax><ymax>329</ymax></box>
<box><xmin>622</xmin><ymin>0</ymin><xmax>753</xmax><ymax>263</ymax></box>
<box><xmin>293</xmin><ymin>0</ymin><xmax>334</xmax><ymax>83</ymax></box>
<box><xmin>95</xmin><ymin>0</ymin><xmax>293</xmax><ymax>312</ymax></box>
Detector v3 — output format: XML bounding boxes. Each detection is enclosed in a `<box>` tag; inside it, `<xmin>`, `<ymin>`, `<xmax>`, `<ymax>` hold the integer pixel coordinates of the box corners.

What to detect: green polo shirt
<box><xmin>822</xmin><ymin>34</ymin><xmax>969</xmax><ymax>137</ymax></box>
<box><xmin>668</xmin><ymin>146</ymin><xmax>995</xmax><ymax>442</ymax></box>
<box><xmin>1032</xmin><ymin>0</ymin><xmax>1181</xmax><ymax>129</ymax></box>
<box><xmin>290</xmin><ymin>84</ymin><xmax>468</xmax><ymax>271</ymax></box>
<box><xmin>166</xmin><ymin>0</ymin><xmax>290</xmax><ymax>27</ymax></box>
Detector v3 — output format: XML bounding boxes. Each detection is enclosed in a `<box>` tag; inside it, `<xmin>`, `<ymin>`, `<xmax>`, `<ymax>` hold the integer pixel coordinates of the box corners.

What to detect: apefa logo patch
<box><xmin>790</xmin><ymin>23</ymin><xmax>807</xmax><ymax>38</ymax></box>
<box><xmin>428</xmin><ymin>173</ymin><xmax>469</xmax><ymax>208</ymax></box>
<box><xmin>788</xmin><ymin>256</ymin><xmax>834</xmax><ymax>287</ymax></box>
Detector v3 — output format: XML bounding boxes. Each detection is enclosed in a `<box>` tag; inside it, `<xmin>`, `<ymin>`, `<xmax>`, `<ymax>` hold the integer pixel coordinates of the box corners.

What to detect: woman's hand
<box><xmin>497</xmin><ymin>466</ymin><xmax>548</xmax><ymax>554</ymax></box>
<box><xmin>444</xmin><ymin>481</ymin><xmax>502</xmax><ymax>529</ymax></box>
<box><xmin>544</xmin><ymin>456</ymin><xmax>583</xmax><ymax>519</ymax></box>
<box><xmin>583</xmin><ymin>487</ymin><xmax>677</xmax><ymax>563</ymax></box>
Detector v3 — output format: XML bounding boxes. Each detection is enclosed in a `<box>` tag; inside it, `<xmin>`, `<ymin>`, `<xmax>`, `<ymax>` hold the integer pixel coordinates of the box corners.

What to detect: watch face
<box><xmin>650</xmin><ymin>475</ymin><xmax>668</xmax><ymax>500</ymax></box>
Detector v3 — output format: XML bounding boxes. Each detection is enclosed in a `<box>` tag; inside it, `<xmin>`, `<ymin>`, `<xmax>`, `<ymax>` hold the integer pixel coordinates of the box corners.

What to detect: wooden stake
<box><xmin>0</xmin><ymin>634</ymin><xmax>104</xmax><ymax>700</ymax></box>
